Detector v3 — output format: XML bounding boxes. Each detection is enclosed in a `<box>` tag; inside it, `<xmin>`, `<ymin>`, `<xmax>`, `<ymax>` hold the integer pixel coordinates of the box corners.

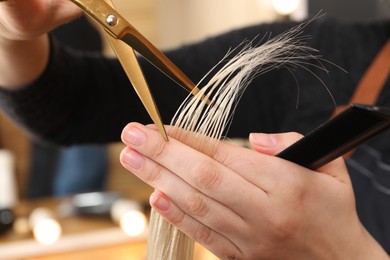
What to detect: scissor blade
<box><xmin>106</xmin><ymin>34</ymin><xmax>168</xmax><ymax>141</ymax></box>
<box><xmin>70</xmin><ymin>0</ymin><xmax>202</xmax><ymax>96</ymax></box>
<box><xmin>120</xmin><ymin>33</ymin><xmax>200</xmax><ymax>95</ymax></box>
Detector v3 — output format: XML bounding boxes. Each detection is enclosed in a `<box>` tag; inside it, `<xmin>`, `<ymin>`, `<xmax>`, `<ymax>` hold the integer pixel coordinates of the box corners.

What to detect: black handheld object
<box><xmin>0</xmin><ymin>208</ymin><xmax>14</xmax><ymax>234</ymax></box>
<box><xmin>276</xmin><ymin>104</ymin><xmax>390</xmax><ymax>170</ymax></box>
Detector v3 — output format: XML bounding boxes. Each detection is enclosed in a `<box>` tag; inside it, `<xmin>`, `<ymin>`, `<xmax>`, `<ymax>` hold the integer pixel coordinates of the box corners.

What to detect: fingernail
<box><xmin>250</xmin><ymin>133</ymin><xmax>277</xmax><ymax>147</ymax></box>
<box><xmin>125</xmin><ymin>126</ymin><xmax>147</xmax><ymax>146</ymax></box>
<box><xmin>123</xmin><ymin>150</ymin><xmax>144</xmax><ymax>169</ymax></box>
<box><xmin>150</xmin><ymin>193</ymin><xmax>171</xmax><ymax>212</ymax></box>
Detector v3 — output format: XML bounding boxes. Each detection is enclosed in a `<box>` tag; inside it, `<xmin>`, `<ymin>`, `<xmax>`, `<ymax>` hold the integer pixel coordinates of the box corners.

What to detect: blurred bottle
<box><xmin>0</xmin><ymin>150</ymin><xmax>17</xmax><ymax>234</ymax></box>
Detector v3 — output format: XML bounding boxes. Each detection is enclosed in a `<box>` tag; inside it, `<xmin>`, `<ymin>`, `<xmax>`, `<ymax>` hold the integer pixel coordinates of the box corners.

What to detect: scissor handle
<box><xmin>70</xmin><ymin>0</ymin><xmax>135</xmax><ymax>39</ymax></box>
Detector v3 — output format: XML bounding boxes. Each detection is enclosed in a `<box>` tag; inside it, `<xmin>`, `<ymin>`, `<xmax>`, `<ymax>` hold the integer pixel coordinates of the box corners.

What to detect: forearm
<box><xmin>0</xmin><ymin>0</ymin><xmax>82</xmax><ymax>88</ymax></box>
<box><xmin>0</xmin><ymin>37</ymin><xmax>156</xmax><ymax>146</ymax></box>
<box><xmin>0</xmin><ymin>34</ymin><xmax>49</xmax><ymax>88</ymax></box>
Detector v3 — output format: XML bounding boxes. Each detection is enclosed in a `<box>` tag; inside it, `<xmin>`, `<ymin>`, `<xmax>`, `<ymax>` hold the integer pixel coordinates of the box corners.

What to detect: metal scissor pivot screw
<box><xmin>106</xmin><ymin>14</ymin><xmax>118</xmax><ymax>26</ymax></box>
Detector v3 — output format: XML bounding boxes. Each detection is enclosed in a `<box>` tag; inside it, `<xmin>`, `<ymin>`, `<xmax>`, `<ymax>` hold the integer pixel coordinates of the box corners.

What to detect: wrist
<box><xmin>0</xmin><ymin>34</ymin><xmax>50</xmax><ymax>88</ymax></box>
<box><xmin>307</xmin><ymin>218</ymin><xmax>389</xmax><ymax>260</ymax></box>
<box><xmin>331</xmin><ymin>222</ymin><xmax>389</xmax><ymax>260</ymax></box>
<box><xmin>351</xmin><ymin>226</ymin><xmax>389</xmax><ymax>260</ymax></box>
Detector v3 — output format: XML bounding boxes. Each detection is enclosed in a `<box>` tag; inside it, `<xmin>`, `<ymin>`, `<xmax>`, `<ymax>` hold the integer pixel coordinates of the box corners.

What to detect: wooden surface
<box><xmin>0</xmin><ymin>197</ymin><xmax>148</xmax><ymax>259</ymax></box>
<box><xmin>0</xmin><ymin>197</ymin><xmax>218</xmax><ymax>260</ymax></box>
<box><xmin>28</xmin><ymin>242</ymin><xmax>147</xmax><ymax>260</ymax></box>
<box><xmin>0</xmin><ymin>112</ymin><xmax>31</xmax><ymax>199</ymax></box>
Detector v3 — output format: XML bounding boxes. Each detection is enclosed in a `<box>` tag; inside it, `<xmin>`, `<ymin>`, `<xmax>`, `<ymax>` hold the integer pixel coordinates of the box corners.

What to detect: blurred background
<box><xmin>0</xmin><ymin>0</ymin><xmax>388</xmax><ymax>259</ymax></box>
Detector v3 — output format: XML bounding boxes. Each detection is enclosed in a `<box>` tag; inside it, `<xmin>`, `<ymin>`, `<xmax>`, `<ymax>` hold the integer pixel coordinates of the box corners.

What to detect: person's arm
<box><xmin>0</xmin><ymin>11</ymin><xmax>298</xmax><ymax>146</ymax></box>
<box><xmin>0</xmin><ymin>35</ymin><xmax>49</xmax><ymax>88</ymax></box>
<box><xmin>4</xmin><ymin>14</ymin><xmax>382</xmax><ymax>146</ymax></box>
<box><xmin>120</xmin><ymin>123</ymin><xmax>389</xmax><ymax>259</ymax></box>
<box><xmin>0</xmin><ymin>0</ymin><xmax>81</xmax><ymax>88</ymax></box>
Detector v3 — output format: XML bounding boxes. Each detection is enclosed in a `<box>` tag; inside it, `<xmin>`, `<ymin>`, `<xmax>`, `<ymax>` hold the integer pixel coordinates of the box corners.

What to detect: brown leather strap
<box><xmin>333</xmin><ymin>39</ymin><xmax>390</xmax><ymax>116</ymax></box>
<box><xmin>333</xmin><ymin>40</ymin><xmax>390</xmax><ymax>158</ymax></box>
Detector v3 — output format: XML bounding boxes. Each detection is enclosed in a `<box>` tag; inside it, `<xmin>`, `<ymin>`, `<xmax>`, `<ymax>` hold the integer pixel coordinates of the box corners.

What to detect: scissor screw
<box><xmin>106</xmin><ymin>15</ymin><xmax>118</xmax><ymax>26</ymax></box>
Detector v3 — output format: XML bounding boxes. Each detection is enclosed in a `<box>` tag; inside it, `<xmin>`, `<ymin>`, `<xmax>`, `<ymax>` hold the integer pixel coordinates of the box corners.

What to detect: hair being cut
<box><xmin>146</xmin><ymin>20</ymin><xmax>327</xmax><ymax>260</ymax></box>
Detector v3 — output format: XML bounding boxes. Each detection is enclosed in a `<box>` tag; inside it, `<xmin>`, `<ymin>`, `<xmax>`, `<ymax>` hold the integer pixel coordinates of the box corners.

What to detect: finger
<box><xmin>148</xmin><ymin>124</ymin><xmax>305</xmax><ymax>189</ymax></box>
<box><xmin>213</xmin><ymin>133</ymin><xmax>314</xmax><ymax>194</ymax></box>
<box><xmin>249</xmin><ymin>132</ymin><xmax>303</xmax><ymax>155</ymax></box>
<box><xmin>316</xmin><ymin>157</ymin><xmax>351</xmax><ymax>184</ymax></box>
<box><xmin>149</xmin><ymin>191</ymin><xmax>242</xmax><ymax>259</ymax></box>
<box><xmin>53</xmin><ymin>1</ymin><xmax>83</xmax><ymax>25</ymax></box>
<box><xmin>128</xmin><ymin>123</ymin><xmax>313</xmax><ymax>196</ymax></box>
<box><xmin>120</xmin><ymin>145</ymin><xmax>248</xmax><ymax>237</ymax></box>
<box><xmin>121</xmin><ymin>122</ymin><xmax>268</xmax><ymax>215</ymax></box>
<box><xmin>250</xmin><ymin>132</ymin><xmax>351</xmax><ymax>184</ymax></box>
<box><xmin>0</xmin><ymin>0</ymin><xmax>82</xmax><ymax>39</ymax></box>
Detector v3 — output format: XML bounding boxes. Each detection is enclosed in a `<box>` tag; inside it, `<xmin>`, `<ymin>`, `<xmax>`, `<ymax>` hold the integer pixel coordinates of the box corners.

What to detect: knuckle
<box><xmin>191</xmin><ymin>162</ymin><xmax>222</xmax><ymax>191</ymax></box>
<box><xmin>169</xmin><ymin>209</ymin><xmax>186</xmax><ymax>226</ymax></box>
<box><xmin>185</xmin><ymin>193</ymin><xmax>209</xmax><ymax>217</ymax></box>
<box><xmin>193</xmin><ymin>225</ymin><xmax>214</xmax><ymax>246</ymax></box>
<box><xmin>223</xmin><ymin>254</ymin><xmax>242</xmax><ymax>260</ymax></box>
<box><xmin>286</xmin><ymin>176</ymin><xmax>310</xmax><ymax>203</ymax></box>
<box><xmin>269</xmin><ymin>213</ymin><xmax>301</xmax><ymax>241</ymax></box>
<box><xmin>143</xmin><ymin>164</ymin><xmax>162</xmax><ymax>185</ymax></box>
<box><xmin>150</xmin><ymin>138</ymin><xmax>168</xmax><ymax>160</ymax></box>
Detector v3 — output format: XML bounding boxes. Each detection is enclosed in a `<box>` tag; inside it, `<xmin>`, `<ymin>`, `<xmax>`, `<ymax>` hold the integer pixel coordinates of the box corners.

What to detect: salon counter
<box><xmin>0</xmin><ymin>197</ymin><xmax>217</xmax><ymax>260</ymax></box>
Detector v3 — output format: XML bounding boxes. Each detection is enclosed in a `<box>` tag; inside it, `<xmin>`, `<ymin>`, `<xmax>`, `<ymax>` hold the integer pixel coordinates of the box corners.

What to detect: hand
<box><xmin>0</xmin><ymin>1</ymin><xmax>82</xmax><ymax>88</ymax></box>
<box><xmin>120</xmin><ymin>123</ymin><xmax>388</xmax><ymax>259</ymax></box>
<box><xmin>0</xmin><ymin>0</ymin><xmax>81</xmax><ymax>41</ymax></box>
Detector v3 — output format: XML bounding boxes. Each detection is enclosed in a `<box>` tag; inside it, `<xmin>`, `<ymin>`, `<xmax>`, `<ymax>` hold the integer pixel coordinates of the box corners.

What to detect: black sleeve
<box><xmin>0</xmin><ymin>36</ymin><xmax>146</xmax><ymax>145</ymax></box>
<box><xmin>0</xmin><ymin>19</ymin><xmax>387</xmax><ymax>145</ymax></box>
<box><xmin>0</xmin><ymin>21</ymin><xmax>299</xmax><ymax>146</ymax></box>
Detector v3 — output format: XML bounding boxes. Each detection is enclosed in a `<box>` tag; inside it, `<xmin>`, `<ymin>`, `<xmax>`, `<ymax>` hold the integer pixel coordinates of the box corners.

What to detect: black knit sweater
<box><xmin>0</xmin><ymin>19</ymin><xmax>387</xmax><ymax>145</ymax></box>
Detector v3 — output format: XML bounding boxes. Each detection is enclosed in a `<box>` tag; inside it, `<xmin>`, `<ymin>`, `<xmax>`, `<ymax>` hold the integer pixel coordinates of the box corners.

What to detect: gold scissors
<box><xmin>70</xmin><ymin>0</ymin><xmax>201</xmax><ymax>141</ymax></box>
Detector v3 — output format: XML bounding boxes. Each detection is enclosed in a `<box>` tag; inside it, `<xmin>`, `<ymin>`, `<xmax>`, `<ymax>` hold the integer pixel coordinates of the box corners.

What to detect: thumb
<box><xmin>249</xmin><ymin>132</ymin><xmax>350</xmax><ymax>183</ymax></box>
<box><xmin>249</xmin><ymin>132</ymin><xmax>303</xmax><ymax>155</ymax></box>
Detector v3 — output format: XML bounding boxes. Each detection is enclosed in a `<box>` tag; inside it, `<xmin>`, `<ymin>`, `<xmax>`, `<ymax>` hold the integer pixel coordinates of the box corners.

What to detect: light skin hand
<box><xmin>0</xmin><ymin>0</ymin><xmax>82</xmax><ymax>88</ymax></box>
<box><xmin>120</xmin><ymin>123</ymin><xmax>389</xmax><ymax>260</ymax></box>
